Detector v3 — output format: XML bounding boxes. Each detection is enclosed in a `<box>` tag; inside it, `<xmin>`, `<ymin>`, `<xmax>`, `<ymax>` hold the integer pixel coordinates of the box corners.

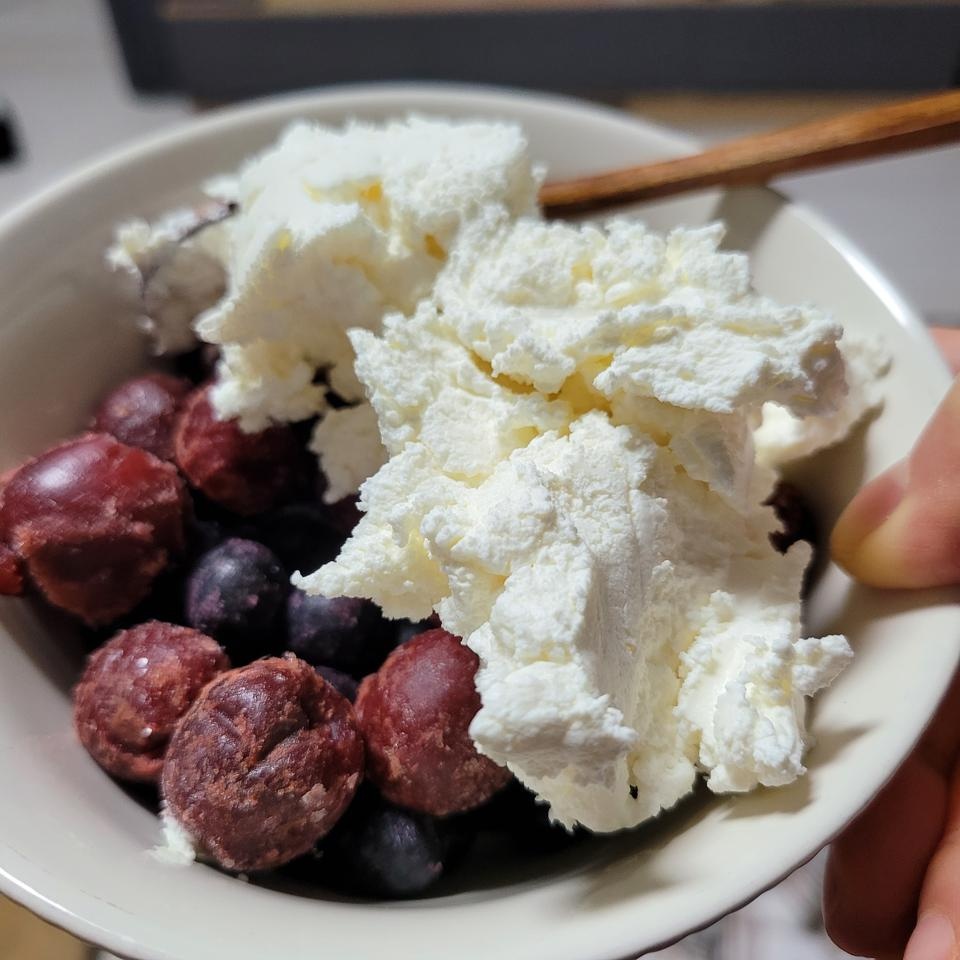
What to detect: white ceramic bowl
<box><xmin>0</xmin><ymin>85</ymin><xmax>957</xmax><ymax>960</ymax></box>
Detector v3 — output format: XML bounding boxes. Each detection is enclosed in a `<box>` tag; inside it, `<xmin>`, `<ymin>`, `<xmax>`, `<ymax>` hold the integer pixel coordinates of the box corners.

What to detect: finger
<box><xmin>917</xmin><ymin>669</ymin><xmax>960</xmax><ymax>779</ymax></box>
<box><xmin>831</xmin><ymin>376</ymin><xmax>960</xmax><ymax>587</ymax></box>
<box><xmin>823</xmin><ymin>752</ymin><xmax>949</xmax><ymax>958</ymax></box>
<box><xmin>931</xmin><ymin>327</ymin><xmax>960</xmax><ymax>376</ymax></box>
<box><xmin>824</xmin><ymin>668</ymin><xmax>960</xmax><ymax>957</ymax></box>
<box><xmin>901</xmin><ymin>758</ymin><xmax>960</xmax><ymax>960</ymax></box>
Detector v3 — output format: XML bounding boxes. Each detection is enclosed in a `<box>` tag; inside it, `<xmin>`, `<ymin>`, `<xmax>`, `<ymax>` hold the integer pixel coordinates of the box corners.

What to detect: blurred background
<box><xmin>1</xmin><ymin>1</ymin><xmax>958</xmax><ymax>957</ymax></box>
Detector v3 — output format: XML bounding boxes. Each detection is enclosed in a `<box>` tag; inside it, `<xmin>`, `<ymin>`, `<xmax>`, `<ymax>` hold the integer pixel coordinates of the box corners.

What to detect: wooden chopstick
<box><xmin>540</xmin><ymin>91</ymin><xmax>960</xmax><ymax>216</ymax></box>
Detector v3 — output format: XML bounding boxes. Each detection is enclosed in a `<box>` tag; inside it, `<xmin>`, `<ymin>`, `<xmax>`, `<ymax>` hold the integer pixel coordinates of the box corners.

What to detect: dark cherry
<box><xmin>0</xmin><ymin>543</ymin><xmax>24</xmax><ymax>595</ymax></box>
<box><xmin>174</xmin><ymin>385</ymin><xmax>301</xmax><ymax>515</ymax></box>
<box><xmin>0</xmin><ymin>433</ymin><xmax>186</xmax><ymax>625</ymax></box>
<box><xmin>92</xmin><ymin>372</ymin><xmax>192</xmax><ymax>461</ymax></box>
<box><xmin>73</xmin><ymin>621</ymin><xmax>229</xmax><ymax>783</ymax></box>
<box><xmin>356</xmin><ymin>629</ymin><xmax>510</xmax><ymax>816</ymax></box>
<box><xmin>161</xmin><ymin>656</ymin><xmax>364</xmax><ymax>872</ymax></box>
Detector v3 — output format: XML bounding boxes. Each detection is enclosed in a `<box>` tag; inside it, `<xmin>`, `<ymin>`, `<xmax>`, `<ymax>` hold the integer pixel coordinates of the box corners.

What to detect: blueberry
<box><xmin>316</xmin><ymin>666</ymin><xmax>359</xmax><ymax>703</ymax></box>
<box><xmin>253</xmin><ymin>502</ymin><xmax>346</xmax><ymax>575</ymax></box>
<box><xmin>286</xmin><ymin>591</ymin><xmax>393</xmax><ymax>677</ymax></box>
<box><xmin>324</xmin><ymin>792</ymin><xmax>447</xmax><ymax>898</ymax></box>
<box><xmin>185</xmin><ymin>538</ymin><xmax>287</xmax><ymax>661</ymax></box>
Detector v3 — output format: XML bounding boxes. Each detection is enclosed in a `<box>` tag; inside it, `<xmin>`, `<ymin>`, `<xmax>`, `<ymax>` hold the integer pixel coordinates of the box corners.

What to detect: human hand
<box><xmin>824</xmin><ymin>327</ymin><xmax>960</xmax><ymax>959</ymax></box>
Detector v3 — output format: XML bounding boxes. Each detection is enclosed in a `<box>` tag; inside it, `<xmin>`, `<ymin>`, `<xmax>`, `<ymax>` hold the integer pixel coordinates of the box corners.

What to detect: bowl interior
<box><xmin>0</xmin><ymin>85</ymin><xmax>957</xmax><ymax>960</ymax></box>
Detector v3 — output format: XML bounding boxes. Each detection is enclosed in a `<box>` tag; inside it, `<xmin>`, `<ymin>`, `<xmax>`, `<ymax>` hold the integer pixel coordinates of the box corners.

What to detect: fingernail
<box><xmin>904</xmin><ymin>913</ymin><xmax>955</xmax><ymax>960</ymax></box>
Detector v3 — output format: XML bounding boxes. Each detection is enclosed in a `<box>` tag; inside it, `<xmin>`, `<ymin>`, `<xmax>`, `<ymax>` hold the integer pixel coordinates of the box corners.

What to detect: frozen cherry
<box><xmin>185</xmin><ymin>538</ymin><xmax>287</xmax><ymax>660</ymax></box>
<box><xmin>765</xmin><ymin>481</ymin><xmax>818</xmax><ymax>554</ymax></box>
<box><xmin>174</xmin><ymin>385</ymin><xmax>301</xmax><ymax>515</ymax></box>
<box><xmin>323</xmin><ymin>791</ymin><xmax>448</xmax><ymax>898</ymax></box>
<box><xmin>93</xmin><ymin>372</ymin><xmax>192</xmax><ymax>461</ymax></box>
<box><xmin>161</xmin><ymin>656</ymin><xmax>364</xmax><ymax>872</ymax></box>
<box><xmin>74</xmin><ymin>621</ymin><xmax>229</xmax><ymax>783</ymax></box>
<box><xmin>356</xmin><ymin>629</ymin><xmax>510</xmax><ymax>816</ymax></box>
<box><xmin>316</xmin><ymin>666</ymin><xmax>359</xmax><ymax>703</ymax></box>
<box><xmin>0</xmin><ymin>543</ymin><xmax>24</xmax><ymax>595</ymax></box>
<box><xmin>0</xmin><ymin>433</ymin><xmax>187</xmax><ymax>625</ymax></box>
<box><xmin>286</xmin><ymin>591</ymin><xmax>393</xmax><ymax>677</ymax></box>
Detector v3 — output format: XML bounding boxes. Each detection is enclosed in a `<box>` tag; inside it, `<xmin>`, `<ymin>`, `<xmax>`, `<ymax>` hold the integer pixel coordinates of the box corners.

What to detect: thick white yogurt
<box><xmin>194</xmin><ymin>117</ymin><xmax>540</xmax><ymax>433</ymax></box>
<box><xmin>300</xmin><ymin>212</ymin><xmax>869</xmax><ymax>831</ymax></box>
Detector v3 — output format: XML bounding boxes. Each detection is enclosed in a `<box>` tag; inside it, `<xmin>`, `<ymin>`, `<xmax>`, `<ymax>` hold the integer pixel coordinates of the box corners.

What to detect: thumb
<box><xmin>900</xmin><ymin>758</ymin><xmax>960</xmax><ymax>960</ymax></box>
<box><xmin>831</xmin><ymin>375</ymin><xmax>960</xmax><ymax>588</ymax></box>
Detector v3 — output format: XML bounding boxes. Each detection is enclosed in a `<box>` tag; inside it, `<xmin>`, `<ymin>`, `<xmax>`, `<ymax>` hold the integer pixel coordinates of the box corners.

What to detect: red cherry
<box><xmin>0</xmin><ymin>433</ymin><xmax>187</xmax><ymax>624</ymax></box>
<box><xmin>74</xmin><ymin>621</ymin><xmax>230</xmax><ymax>783</ymax></box>
<box><xmin>93</xmin><ymin>372</ymin><xmax>192</xmax><ymax>461</ymax></box>
<box><xmin>174</xmin><ymin>386</ymin><xmax>300</xmax><ymax>515</ymax></box>
<box><xmin>356</xmin><ymin>629</ymin><xmax>510</xmax><ymax>816</ymax></box>
<box><xmin>0</xmin><ymin>543</ymin><xmax>24</xmax><ymax>595</ymax></box>
<box><xmin>162</xmin><ymin>656</ymin><xmax>364</xmax><ymax>871</ymax></box>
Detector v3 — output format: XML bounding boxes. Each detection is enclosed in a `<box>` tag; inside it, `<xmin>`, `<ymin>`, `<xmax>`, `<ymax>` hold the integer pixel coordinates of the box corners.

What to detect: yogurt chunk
<box><xmin>301</xmin><ymin>214</ymin><xmax>862</xmax><ymax>831</ymax></box>
<box><xmin>195</xmin><ymin>117</ymin><xmax>541</xmax><ymax>432</ymax></box>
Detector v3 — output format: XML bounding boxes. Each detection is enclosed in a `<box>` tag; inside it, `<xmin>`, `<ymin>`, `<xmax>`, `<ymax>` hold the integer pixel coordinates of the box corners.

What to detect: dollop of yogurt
<box><xmin>299</xmin><ymin>212</ymin><xmax>870</xmax><ymax>831</ymax></box>
<box><xmin>195</xmin><ymin>117</ymin><xmax>540</xmax><ymax>432</ymax></box>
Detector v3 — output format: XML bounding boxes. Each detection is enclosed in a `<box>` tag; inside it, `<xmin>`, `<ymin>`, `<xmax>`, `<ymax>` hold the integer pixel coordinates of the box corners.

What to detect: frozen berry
<box><xmin>185</xmin><ymin>538</ymin><xmax>287</xmax><ymax>660</ymax></box>
<box><xmin>0</xmin><ymin>433</ymin><xmax>187</xmax><ymax>625</ymax></box>
<box><xmin>93</xmin><ymin>373</ymin><xmax>192</xmax><ymax>460</ymax></box>
<box><xmin>0</xmin><ymin>543</ymin><xmax>24</xmax><ymax>595</ymax></box>
<box><xmin>253</xmin><ymin>502</ymin><xmax>345</xmax><ymax>574</ymax></box>
<box><xmin>765</xmin><ymin>481</ymin><xmax>818</xmax><ymax>554</ymax></box>
<box><xmin>286</xmin><ymin>592</ymin><xmax>393</xmax><ymax>677</ymax></box>
<box><xmin>356</xmin><ymin>629</ymin><xmax>510</xmax><ymax>816</ymax></box>
<box><xmin>174</xmin><ymin>385</ymin><xmax>300</xmax><ymax>515</ymax></box>
<box><xmin>316</xmin><ymin>666</ymin><xmax>359</xmax><ymax>703</ymax></box>
<box><xmin>74</xmin><ymin>621</ymin><xmax>229</xmax><ymax>783</ymax></box>
<box><xmin>162</xmin><ymin>656</ymin><xmax>364</xmax><ymax>872</ymax></box>
<box><xmin>323</xmin><ymin>792</ymin><xmax>447</xmax><ymax>898</ymax></box>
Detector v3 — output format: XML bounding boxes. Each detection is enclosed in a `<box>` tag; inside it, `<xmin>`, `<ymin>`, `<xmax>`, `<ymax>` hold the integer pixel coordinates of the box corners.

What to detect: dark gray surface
<box><xmin>109</xmin><ymin>2</ymin><xmax>960</xmax><ymax>97</ymax></box>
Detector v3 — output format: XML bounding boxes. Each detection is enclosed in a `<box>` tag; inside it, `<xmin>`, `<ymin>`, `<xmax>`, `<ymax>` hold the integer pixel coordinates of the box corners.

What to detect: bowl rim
<box><xmin>0</xmin><ymin>81</ymin><xmax>956</xmax><ymax>959</ymax></box>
